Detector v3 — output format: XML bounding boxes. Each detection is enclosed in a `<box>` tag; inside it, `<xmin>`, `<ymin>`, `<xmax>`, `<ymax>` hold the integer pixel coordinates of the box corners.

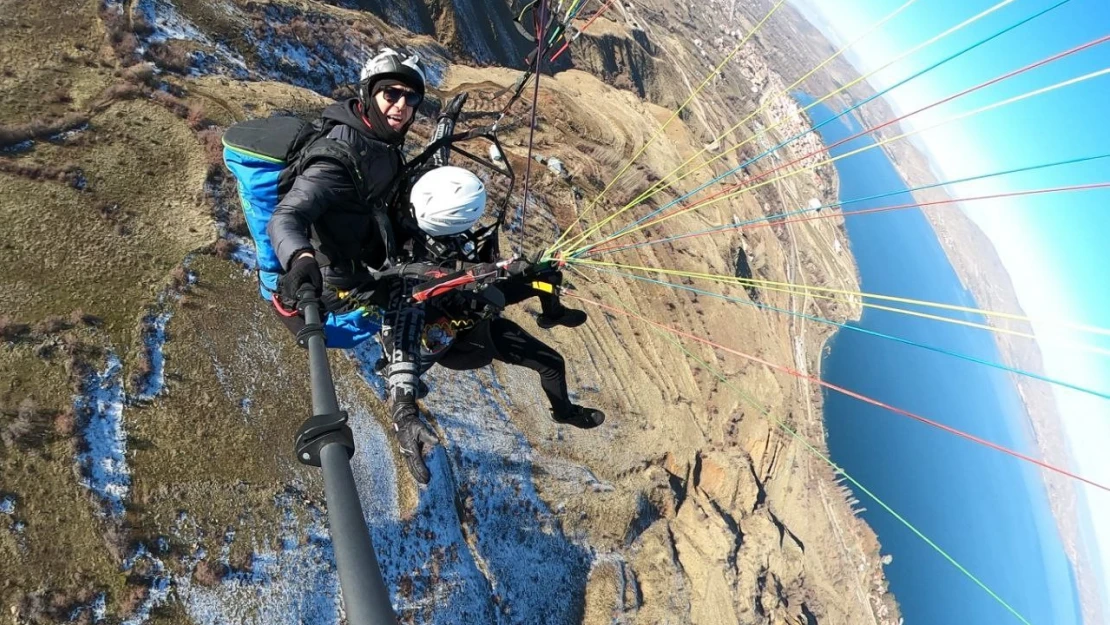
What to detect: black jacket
<box><xmin>268</xmin><ymin>99</ymin><xmax>405</xmax><ymax>290</ymax></box>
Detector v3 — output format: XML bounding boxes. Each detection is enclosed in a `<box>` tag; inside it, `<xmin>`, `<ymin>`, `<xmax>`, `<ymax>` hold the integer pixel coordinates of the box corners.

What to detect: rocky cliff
<box><xmin>0</xmin><ymin>0</ymin><xmax>899</xmax><ymax>623</ymax></box>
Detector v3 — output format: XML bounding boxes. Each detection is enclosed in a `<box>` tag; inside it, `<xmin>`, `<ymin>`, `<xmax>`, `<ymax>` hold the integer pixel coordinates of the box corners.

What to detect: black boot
<box><xmin>552</xmin><ymin>404</ymin><xmax>605</xmax><ymax>429</ymax></box>
<box><xmin>536</xmin><ymin>308</ymin><xmax>588</xmax><ymax>329</ymax></box>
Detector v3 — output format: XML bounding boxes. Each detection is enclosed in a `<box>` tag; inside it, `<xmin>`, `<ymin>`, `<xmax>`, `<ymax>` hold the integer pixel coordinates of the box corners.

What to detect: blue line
<box><xmin>583</xmin><ymin>265</ymin><xmax>1110</xmax><ymax>402</ymax></box>
<box><xmin>584</xmin><ymin>153</ymin><xmax>1110</xmax><ymax>258</ymax></box>
<box><xmin>573</xmin><ymin>0</ymin><xmax>1073</xmax><ymax>257</ymax></box>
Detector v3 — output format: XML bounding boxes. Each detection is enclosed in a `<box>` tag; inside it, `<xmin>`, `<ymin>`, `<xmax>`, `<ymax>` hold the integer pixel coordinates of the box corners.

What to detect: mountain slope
<box><xmin>0</xmin><ymin>0</ymin><xmax>898</xmax><ymax>623</ymax></box>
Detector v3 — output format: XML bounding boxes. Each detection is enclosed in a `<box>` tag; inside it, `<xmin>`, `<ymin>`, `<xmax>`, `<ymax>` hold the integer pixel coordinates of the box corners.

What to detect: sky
<box><xmin>790</xmin><ymin>0</ymin><xmax>1110</xmax><ymax>614</ymax></box>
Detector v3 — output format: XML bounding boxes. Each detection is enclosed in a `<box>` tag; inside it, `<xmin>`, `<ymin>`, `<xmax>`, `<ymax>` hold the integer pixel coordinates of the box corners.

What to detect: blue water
<box><xmin>803</xmin><ymin>95</ymin><xmax>1083</xmax><ymax>625</ymax></box>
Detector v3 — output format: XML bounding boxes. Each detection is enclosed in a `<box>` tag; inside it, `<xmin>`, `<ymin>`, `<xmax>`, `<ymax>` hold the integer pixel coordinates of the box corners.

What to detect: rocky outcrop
<box><xmin>566</xmin><ymin>29</ymin><xmax>659</xmax><ymax>100</ymax></box>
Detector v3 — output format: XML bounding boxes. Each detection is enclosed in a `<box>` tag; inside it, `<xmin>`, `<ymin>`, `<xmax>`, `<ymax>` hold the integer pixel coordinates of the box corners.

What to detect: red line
<box><xmin>579</xmin><ymin>33</ymin><xmax>1110</xmax><ymax>255</ymax></box>
<box><xmin>413</xmin><ymin>275</ymin><xmax>474</xmax><ymax>302</ymax></box>
<box><xmin>270</xmin><ymin>294</ymin><xmax>299</xmax><ymax>318</ymax></box>
<box><xmin>568</xmin><ymin>293</ymin><xmax>1110</xmax><ymax>493</ymax></box>
<box><xmin>588</xmin><ymin>182</ymin><xmax>1110</xmax><ymax>255</ymax></box>
<box><xmin>549</xmin><ymin>0</ymin><xmax>619</xmax><ymax>62</ymax></box>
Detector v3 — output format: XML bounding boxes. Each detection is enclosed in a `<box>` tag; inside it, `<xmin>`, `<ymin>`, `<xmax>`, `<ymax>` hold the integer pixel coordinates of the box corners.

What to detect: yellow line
<box><xmin>750</xmin><ymin>277</ymin><xmax>1110</xmax><ymax>358</ymax></box>
<box><xmin>546</xmin><ymin>0</ymin><xmax>790</xmax><ymax>255</ymax></box>
<box><xmin>561</xmin><ymin>0</ymin><xmax>1018</xmax><ymax>250</ymax></box>
<box><xmin>554</xmin><ymin>0</ymin><xmax>923</xmax><ymax>255</ymax></box>
<box><xmin>576</xmin><ymin>67</ymin><xmax>1110</xmax><ymax>254</ymax></box>
<box><xmin>569</xmin><ymin>257</ymin><xmax>1110</xmax><ymax>339</ymax></box>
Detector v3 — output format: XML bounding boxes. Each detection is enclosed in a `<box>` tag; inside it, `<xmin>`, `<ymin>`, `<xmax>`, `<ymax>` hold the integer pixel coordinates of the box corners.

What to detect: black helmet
<box><xmin>359</xmin><ymin>48</ymin><xmax>427</xmax><ymax>104</ymax></box>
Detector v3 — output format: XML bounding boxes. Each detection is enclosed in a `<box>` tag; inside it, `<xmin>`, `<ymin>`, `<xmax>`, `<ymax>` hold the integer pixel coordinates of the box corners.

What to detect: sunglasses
<box><xmin>379</xmin><ymin>86</ymin><xmax>423</xmax><ymax>108</ymax></box>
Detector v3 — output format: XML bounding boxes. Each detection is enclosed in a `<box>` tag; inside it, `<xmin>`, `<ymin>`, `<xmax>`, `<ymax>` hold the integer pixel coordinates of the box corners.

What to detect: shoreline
<box><xmin>872</xmin><ymin>136</ymin><xmax>1104</xmax><ymax>625</ymax></box>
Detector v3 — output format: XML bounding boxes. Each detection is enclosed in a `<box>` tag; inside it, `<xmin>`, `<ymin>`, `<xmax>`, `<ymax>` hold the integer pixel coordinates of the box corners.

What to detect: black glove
<box><xmin>505</xmin><ymin>258</ymin><xmax>560</xmax><ymax>280</ymax></box>
<box><xmin>282</xmin><ymin>254</ymin><xmax>323</xmax><ymax>304</ymax></box>
<box><xmin>392</xmin><ymin>401</ymin><xmax>439</xmax><ymax>485</ymax></box>
<box><xmin>504</xmin><ymin>259</ymin><xmax>534</xmax><ymax>279</ymax></box>
<box><xmin>441</xmin><ymin>92</ymin><xmax>468</xmax><ymax>120</ymax></box>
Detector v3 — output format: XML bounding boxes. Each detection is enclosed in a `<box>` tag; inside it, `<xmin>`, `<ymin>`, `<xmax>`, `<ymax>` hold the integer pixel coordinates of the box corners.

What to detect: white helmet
<box><xmin>410</xmin><ymin>166</ymin><xmax>487</xmax><ymax>237</ymax></box>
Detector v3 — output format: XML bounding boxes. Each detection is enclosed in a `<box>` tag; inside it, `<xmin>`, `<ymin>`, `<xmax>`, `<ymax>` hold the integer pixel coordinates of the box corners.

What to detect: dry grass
<box><xmin>1</xmin><ymin>398</ymin><xmax>52</xmax><ymax>452</ymax></box>
<box><xmin>192</xmin><ymin>559</ymin><xmax>228</xmax><ymax>587</ymax></box>
<box><xmin>121</xmin><ymin>255</ymin><xmax>322</xmax><ymax>563</ymax></box>
<box><xmin>0</xmin><ymin>1</ymin><xmax>252</xmax><ymax>614</ymax></box>
<box><xmin>0</xmin><ymin>351</ymin><xmax>126</xmax><ymax>616</ymax></box>
<box><xmin>0</xmin><ymin>113</ymin><xmax>90</xmax><ymax>149</ymax></box>
<box><xmin>0</xmin><ymin>97</ymin><xmax>214</xmax><ymax>349</ymax></box>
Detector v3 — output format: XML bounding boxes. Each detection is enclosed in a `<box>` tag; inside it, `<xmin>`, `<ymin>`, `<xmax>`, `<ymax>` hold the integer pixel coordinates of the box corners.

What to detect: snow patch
<box><xmin>75</xmin><ymin>354</ymin><xmax>130</xmax><ymax>516</ymax></box>
<box><xmin>126</xmin><ymin>0</ymin><xmax>447</xmax><ymax>98</ymax></box>
<box><xmin>137</xmin><ymin>0</ymin><xmax>214</xmax><ymax>46</ymax></box>
<box><xmin>68</xmin><ymin>593</ymin><xmax>107</xmax><ymax>624</ymax></box>
<box><xmin>178</xmin><ymin>497</ymin><xmax>342</xmax><ymax>625</ymax></box>
<box><xmin>411</xmin><ymin>45</ymin><xmax>448</xmax><ymax>88</ymax></box>
<box><xmin>337</xmin><ymin>392</ymin><xmax>399</xmax><ymax>524</ymax></box>
<box><xmin>338</xmin><ymin>343</ymin><xmax>592</xmax><ymax>623</ymax></box>
<box><xmin>135</xmin><ymin>0</ymin><xmax>250</xmax><ymax>79</ymax></box>
<box><xmin>229</xmin><ymin>236</ymin><xmax>258</xmax><ymax>272</ymax></box>
<box><xmin>49</xmin><ymin>123</ymin><xmax>89</xmax><ymax>143</ymax></box>
<box><xmin>122</xmin><ymin>544</ymin><xmax>173</xmax><ymax>625</ymax></box>
<box><xmin>1</xmin><ymin>139</ymin><xmax>33</xmax><ymax>153</ymax></box>
<box><xmin>374</xmin><ymin>2</ymin><xmax>426</xmax><ymax>34</ymax></box>
<box><xmin>418</xmin><ymin>365</ymin><xmax>592</xmax><ymax>623</ymax></box>
<box><xmin>0</xmin><ymin>496</ymin><xmax>14</xmax><ymax>515</ymax></box>
<box><xmin>241</xmin><ymin>4</ymin><xmax>368</xmax><ymax>95</ymax></box>
<box><xmin>447</xmin><ymin>0</ymin><xmax>497</xmax><ymax>64</ymax></box>
<box><xmin>135</xmin><ymin>311</ymin><xmax>171</xmax><ymax>401</ymax></box>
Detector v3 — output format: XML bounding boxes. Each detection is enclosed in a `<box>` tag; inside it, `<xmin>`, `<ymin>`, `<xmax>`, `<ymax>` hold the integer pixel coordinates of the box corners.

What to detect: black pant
<box><xmin>438</xmin><ymin>317</ymin><xmax>572</xmax><ymax>415</ymax></box>
<box><xmin>497</xmin><ymin>271</ymin><xmax>564</xmax><ymax>315</ymax></box>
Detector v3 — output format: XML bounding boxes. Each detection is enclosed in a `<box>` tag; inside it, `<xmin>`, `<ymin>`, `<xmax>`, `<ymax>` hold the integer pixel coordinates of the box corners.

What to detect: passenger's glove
<box><xmin>391</xmin><ymin>400</ymin><xmax>439</xmax><ymax>485</ymax></box>
<box><xmin>282</xmin><ymin>254</ymin><xmax>323</xmax><ymax>304</ymax></box>
<box><xmin>504</xmin><ymin>259</ymin><xmax>533</xmax><ymax>279</ymax></box>
<box><xmin>505</xmin><ymin>257</ymin><xmax>561</xmax><ymax>280</ymax></box>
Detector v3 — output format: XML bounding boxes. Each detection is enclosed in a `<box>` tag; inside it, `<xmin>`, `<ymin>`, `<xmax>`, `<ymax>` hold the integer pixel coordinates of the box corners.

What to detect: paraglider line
<box><xmin>574</xmin><ymin>252</ymin><xmax>1110</xmax><ymax>338</ymax></box>
<box><xmin>567</xmin><ymin>291</ymin><xmax>1110</xmax><ymax>493</ymax></box>
<box><xmin>581</xmin><ymin>254</ymin><xmax>1110</xmax><ymax>357</ymax></box>
<box><xmin>517</xmin><ymin>0</ymin><xmax>550</xmax><ymax>254</ymax></box>
<box><xmin>570</xmin><ymin>28</ymin><xmax>1108</xmax><ymax>256</ymax></box>
<box><xmin>648</xmin><ymin>322</ymin><xmax>1033</xmax><ymax>625</ymax></box>
<box><xmin>578</xmin><ymin>264</ymin><xmax>1110</xmax><ymax>403</ymax></box>
<box><xmin>550</xmin><ymin>0</ymin><xmax>619</xmax><ymax>61</ymax></box>
<box><xmin>547</xmin><ymin>0</ymin><xmax>790</xmax><ymax>254</ymax></box>
<box><xmin>577</xmin><ymin>0</ymin><xmax>1025</xmax><ymax>231</ymax></box>
<box><xmin>558</xmin><ymin>0</ymin><xmax>935</xmax><ymax>253</ymax></box>
<box><xmin>586</xmin><ymin>178</ymin><xmax>1110</xmax><ymax>256</ymax></box>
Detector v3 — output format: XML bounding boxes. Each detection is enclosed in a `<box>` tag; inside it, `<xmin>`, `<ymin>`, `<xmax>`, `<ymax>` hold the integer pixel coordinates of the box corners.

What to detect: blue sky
<box><xmin>790</xmin><ymin>0</ymin><xmax>1110</xmax><ymax>614</ymax></box>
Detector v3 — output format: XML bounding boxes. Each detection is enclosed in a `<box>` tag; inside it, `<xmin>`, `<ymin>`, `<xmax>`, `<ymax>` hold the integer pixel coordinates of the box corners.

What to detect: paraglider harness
<box><xmin>380</xmin><ymin>93</ymin><xmax>574</xmax><ymax>332</ymax></box>
<box><xmin>402</xmin><ymin>94</ymin><xmax>513</xmax><ymax>266</ymax></box>
<box><xmin>336</xmin><ymin>93</ymin><xmax>526</xmax><ymax>312</ymax></box>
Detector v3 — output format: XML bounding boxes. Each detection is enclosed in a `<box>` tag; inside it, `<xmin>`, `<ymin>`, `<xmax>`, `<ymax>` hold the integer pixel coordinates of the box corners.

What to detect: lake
<box><xmin>802</xmin><ymin>94</ymin><xmax>1083</xmax><ymax>624</ymax></box>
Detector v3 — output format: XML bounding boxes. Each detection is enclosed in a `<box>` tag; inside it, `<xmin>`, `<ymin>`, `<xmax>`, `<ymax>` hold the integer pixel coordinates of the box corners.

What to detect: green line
<box><xmin>627</xmin><ymin>304</ymin><xmax>1033</xmax><ymax>624</ymax></box>
<box><xmin>221</xmin><ymin>140</ymin><xmax>286</xmax><ymax>164</ymax></box>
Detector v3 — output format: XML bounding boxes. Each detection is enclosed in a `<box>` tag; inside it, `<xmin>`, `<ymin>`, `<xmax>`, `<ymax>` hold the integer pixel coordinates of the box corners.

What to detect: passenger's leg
<box><xmin>486</xmin><ymin>317</ymin><xmax>574</xmax><ymax>415</ymax></box>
